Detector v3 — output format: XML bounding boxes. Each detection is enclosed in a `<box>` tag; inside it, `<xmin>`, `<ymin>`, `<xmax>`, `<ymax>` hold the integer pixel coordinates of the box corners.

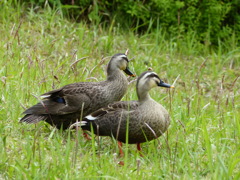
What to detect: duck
<box><xmin>70</xmin><ymin>71</ymin><xmax>174</xmax><ymax>155</ymax></box>
<box><xmin>20</xmin><ymin>53</ymin><xmax>135</xmax><ymax>130</ymax></box>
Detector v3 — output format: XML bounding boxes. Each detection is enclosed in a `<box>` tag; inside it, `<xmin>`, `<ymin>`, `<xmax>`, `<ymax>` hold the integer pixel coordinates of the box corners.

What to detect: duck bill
<box><xmin>124</xmin><ymin>67</ymin><xmax>135</xmax><ymax>77</ymax></box>
<box><xmin>158</xmin><ymin>82</ymin><xmax>174</xmax><ymax>88</ymax></box>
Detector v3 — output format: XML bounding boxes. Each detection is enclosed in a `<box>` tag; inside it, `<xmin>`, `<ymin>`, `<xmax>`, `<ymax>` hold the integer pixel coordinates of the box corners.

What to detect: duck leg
<box><xmin>137</xmin><ymin>143</ymin><xmax>143</xmax><ymax>157</ymax></box>
<box><xmin>118</xmin><ymin>141</ymin><xmax>124</xmax><ymax>157</ymax></box>
<box><xmin>73</xmin><ymin>124</ymin><xmax>91</xmax><ymax>140</ymax></box>
<box><xmin>117</xmin><ymin>141</ymin><xmax>125</xmax><ymax>166</ymax></box>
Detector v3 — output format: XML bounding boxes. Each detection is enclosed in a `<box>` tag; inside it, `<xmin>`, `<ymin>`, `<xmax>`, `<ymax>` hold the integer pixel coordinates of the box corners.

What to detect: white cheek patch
<box><xmin>149</xmin><ymin>79</ymin><xmax>157</xmax><ymax>87</ymax></box>
<box><xmin>85</xmin><ymin>115</ymin><xmax>97</xmax><ymax>120</ymax></box>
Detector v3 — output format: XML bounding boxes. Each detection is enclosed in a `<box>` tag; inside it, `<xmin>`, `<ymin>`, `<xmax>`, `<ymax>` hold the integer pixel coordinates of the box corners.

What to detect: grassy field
<box><xmin>0</xmin><ymin>3</ymin><xmax>239</xmax><ymax>179</ymax></box>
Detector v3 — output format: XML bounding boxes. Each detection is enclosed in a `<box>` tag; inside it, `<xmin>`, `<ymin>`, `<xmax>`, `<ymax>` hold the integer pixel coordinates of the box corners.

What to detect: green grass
<box><xmin>0</xmin><ymin>2</ymin><xmax>240</xmax><ymax>179</ymax></box>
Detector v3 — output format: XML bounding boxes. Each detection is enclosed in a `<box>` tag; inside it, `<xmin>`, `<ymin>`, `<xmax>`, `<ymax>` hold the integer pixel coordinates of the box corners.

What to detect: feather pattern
<box><xmin>20</xmin><ymin>53</ymin><xmax>134</xmax><ymax>129</ymax></box>
<box><xmin>73</xmin><ymin>71</ymin><xmax>173</xmax><ymax>144</ymax></box>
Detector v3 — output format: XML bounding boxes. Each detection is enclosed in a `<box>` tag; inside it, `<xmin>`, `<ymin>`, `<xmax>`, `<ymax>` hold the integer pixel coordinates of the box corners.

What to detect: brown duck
<box><xmin>71</xmin><ymin>71</ymin><xmax>174</xmax><ymax>155</ymax></box>
<box><xmin>20</xmin><ymin>53</ymin><xmax>135</xmax><ymax>130</ymax></box>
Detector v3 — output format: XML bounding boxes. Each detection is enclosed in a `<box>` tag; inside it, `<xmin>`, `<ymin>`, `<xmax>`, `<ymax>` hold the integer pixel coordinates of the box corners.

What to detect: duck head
<box><xmin>137</xmin><ymin>71</ymin><xmax>174</xmax><ymax>100</ymax></box>
<box><xmin>107</xmin><ymin>53</ymin><xmax>135</xmax><ymax>77</ymax></box>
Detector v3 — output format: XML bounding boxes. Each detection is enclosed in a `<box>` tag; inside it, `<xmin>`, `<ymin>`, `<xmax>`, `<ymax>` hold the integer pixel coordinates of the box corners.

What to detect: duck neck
<box><xmin>106</xmin><ymin>67</ymin><xmax>128</xmax><ymax>101</ymax></box>
<box><xmin>137</xmin><ymin>88</ymin><xmax>151</xmax><ymax>102</ymax></box>
<box><xmin>107</xmin><ymin>66</ymin><xmax>126</xmax><ymax>82</ymax></box>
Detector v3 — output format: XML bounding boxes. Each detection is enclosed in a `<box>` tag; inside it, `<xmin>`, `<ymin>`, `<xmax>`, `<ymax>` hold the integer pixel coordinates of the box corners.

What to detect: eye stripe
<box><xmin>123</xmin><ymin>57</ymin><xmax>129</xmax><ymax>62</ymax></box>
<box><xmin>115</xmin><ymin>54</ymin><xmax>129</xmax><ymax>62</ymax></box>
<box><xmin>140</xmin><ymin>72</ymin><xmax>154</xmax><ymax>81</ymax></box>
<box><xmin>147</xmin><ymin>74</ymin><xmax>159</xmax><ymax>79</ymax></box>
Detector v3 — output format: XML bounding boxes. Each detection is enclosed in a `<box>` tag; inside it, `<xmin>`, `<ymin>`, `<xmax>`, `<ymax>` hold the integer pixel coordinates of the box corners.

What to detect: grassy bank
<box><xmin>0</xmin><ymin>3</ymin><xmax>239</xmax><ymax>179</ymax></box>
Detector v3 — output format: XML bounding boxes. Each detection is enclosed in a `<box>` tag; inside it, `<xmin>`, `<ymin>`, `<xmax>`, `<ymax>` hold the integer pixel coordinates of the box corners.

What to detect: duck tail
<box><xmin>19</xmin><ymin>114</ymin><xmax>47</xmax><ymax>124</ymax></box>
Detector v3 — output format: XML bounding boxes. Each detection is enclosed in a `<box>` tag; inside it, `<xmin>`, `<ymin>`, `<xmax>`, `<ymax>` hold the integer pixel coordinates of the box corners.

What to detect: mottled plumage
<box><xmin>72</xmin><ymin>71</ymin><xmax>174</xmax><ymax>145</ymax></box>
<box><xmin>20</xmin><ymin>53</ymin><xmax>135</xmax><ymax>129</ymax></box>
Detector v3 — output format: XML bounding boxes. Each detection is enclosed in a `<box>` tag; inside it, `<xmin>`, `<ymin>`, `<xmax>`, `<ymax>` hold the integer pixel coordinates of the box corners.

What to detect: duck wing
<box><xmin>23</xmin><ymin>84</ymin><xmax>92</xmax><ymax>115</ymax></box>
<box><xmin>75</xmin><ymin>100</ymin><xmax>139</xmax><ymax>138</ymax></box>
<box><xmin>87</xmin><ymin>100</ymin><xmax>139</xmax><ymax>119</ymax></box>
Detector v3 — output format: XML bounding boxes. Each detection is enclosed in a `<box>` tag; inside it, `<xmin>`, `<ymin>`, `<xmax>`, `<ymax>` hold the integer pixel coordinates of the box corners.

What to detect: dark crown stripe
<box><xmin>146</xmin><ymin>73</ymin><xmax>160</xmax><ymax>79</ymax></box>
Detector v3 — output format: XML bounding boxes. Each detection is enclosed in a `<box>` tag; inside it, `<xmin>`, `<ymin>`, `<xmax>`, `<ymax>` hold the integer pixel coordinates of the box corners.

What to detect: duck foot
<box><xmin>118</xmin><ymin>161</ymin><xmax>124</xmax><ymax>166</ymax></box>
<box><xmin>83</xmin><ymin>131</ymin><xmax>92</xmax><ymax>140</ymax></box>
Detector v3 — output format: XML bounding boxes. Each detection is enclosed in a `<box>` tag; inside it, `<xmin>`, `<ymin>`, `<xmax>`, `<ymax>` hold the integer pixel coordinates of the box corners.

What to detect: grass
<box><xmin>0</xmin><ymin>2</ymin><xmax>240</xmax><ymax>179</ymax></box>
